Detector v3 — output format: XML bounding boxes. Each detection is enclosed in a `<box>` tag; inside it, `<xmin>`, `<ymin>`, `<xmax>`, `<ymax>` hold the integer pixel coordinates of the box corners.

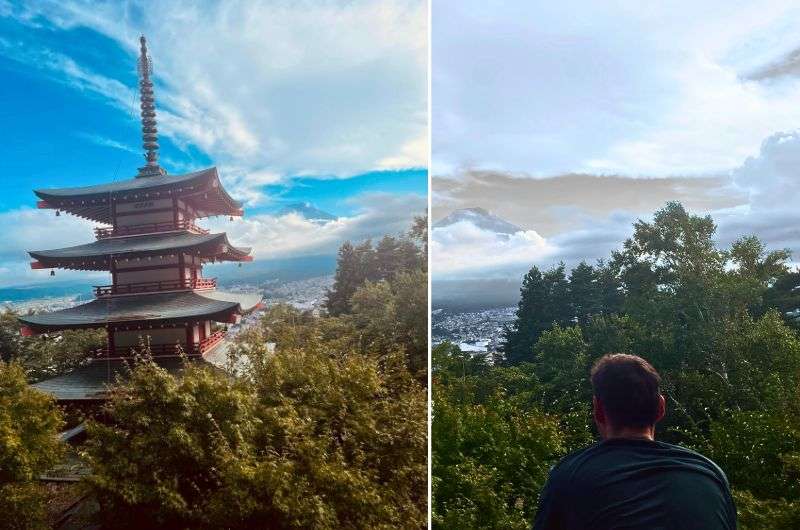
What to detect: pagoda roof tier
<box><xmin>30</xmin><ymin>232</ymin><xmax>251</xmax><ymax>271</ymax></box>
<box><xmin>19</xmin><ymin>290</ymin><xmax>263</xmax><ymax>333</ymax></box>
<box><xmin>31</xmin><ymin>354</ymin><xmax>231</xmax><ymax>401</ymax></box>
<box><xmin>35</xmin><ymin>167</ymin><xmax>242</xmax><ymax>223</ymax></box>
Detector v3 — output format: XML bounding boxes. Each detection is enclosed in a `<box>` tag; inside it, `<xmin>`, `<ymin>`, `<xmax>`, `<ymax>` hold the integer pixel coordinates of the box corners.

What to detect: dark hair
<box><xmin>590</xmin><ymin>354</ymin><xmax>662</xmax><ymax>429</ymax></box>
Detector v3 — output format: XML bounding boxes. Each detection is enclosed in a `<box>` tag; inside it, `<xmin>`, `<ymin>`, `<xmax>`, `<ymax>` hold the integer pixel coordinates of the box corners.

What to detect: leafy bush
<box><xmin>0</xmin><ymin>310</ymin><xmax>105</xmax><ymax>382</ymax></box>
<box><xmin>432</xmin><ymin>348</ymin><xmax>565</xmax><ymax>529</ymax></box>
<box><xmin>84</xmin><ymin>336</ymin><xmax>426</xmax><ymax>528</ymax></box>
<box><xmin>0</xmin><ymin>361</ymin><xmax>64</xmax><ymax>530</ymax></box>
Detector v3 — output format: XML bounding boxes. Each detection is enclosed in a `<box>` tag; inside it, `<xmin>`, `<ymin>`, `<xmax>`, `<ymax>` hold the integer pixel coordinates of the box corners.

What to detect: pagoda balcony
<box><xmin>101</xmin><ymin>331</ymin><xmax>227</xmax><ymax>358</ymax></box>
<box><xmin>94</xmin><ymin>220</ymin><xmax>209</xmax><ymax>239</ymax></box>
<box><xmin>198</xmin><ymin>330</ymin><xmax>226</xmax><ymax>353</ymax></box>
<box><xmin>94</xmin><ymin>277</ymin><xmax>217</xmax><ymax>297</ymax></box>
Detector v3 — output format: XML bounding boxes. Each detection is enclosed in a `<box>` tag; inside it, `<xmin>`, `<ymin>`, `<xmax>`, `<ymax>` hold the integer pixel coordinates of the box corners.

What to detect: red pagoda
<box><xmin>20</xmin><ymin>36</ymin><xmax>261</xmax><ymax>401</ymax></box>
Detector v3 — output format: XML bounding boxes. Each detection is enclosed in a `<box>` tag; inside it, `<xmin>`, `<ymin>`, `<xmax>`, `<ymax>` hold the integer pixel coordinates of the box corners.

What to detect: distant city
<box><xmin>432</xmin><ymin>306</ymin><xmax>516</xmax><ymax>353</ymax></box>
<box><xmin>3</xmin><ymin>275</ymin><xmax>335</xmax><ymax>320</ymax></box>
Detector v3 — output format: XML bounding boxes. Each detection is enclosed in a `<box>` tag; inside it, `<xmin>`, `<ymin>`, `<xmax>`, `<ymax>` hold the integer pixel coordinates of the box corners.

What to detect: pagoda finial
<box><xmin>136</xmin><ymin>35</ymin><xmax>165</xmax><ymax>177</ymax></box>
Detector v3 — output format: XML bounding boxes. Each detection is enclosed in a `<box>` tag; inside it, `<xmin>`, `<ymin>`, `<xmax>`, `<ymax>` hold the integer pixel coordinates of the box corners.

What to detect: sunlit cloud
<box><xmin>0</xmin><ymin>193</ymin><xmax>424</xmax><ymax>287</ymax></box>
<box><xmin>431</xmin><ymin>220</ymin><xmax>554</xmax><ymax>279</ymax></box>
<box><xmin>3</xmin><ymin>0</ymin><xmax>427</xmax><ymax>204</ymax></box>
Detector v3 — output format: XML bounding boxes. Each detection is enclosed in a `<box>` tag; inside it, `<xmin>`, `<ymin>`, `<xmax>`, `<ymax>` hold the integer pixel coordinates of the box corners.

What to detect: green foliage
<box><xmin>350</xmin><ymin>270</ymin><xmax>428</xmax><ymax>378</ymax></box>
<box><xmin>325</xmin><ymin>216</ymin><xmax>427</xmax><ymax>316</ymax></box>
<box><xmin>704</xmin><ymin>411</ymin><xmax>800</xmax><ymax>500</ymax></box>
<box><xmin>83</xmin><ymin>360</ymin><xmax>256</xmax><ymax>528</ymax></box>
<box><xmin>0</xmin><ymin>362</ymin><xmax>64</xmax><ymax>483</ymax></box>
<box><xmin>326</xmin><ymin>241</ymin><xmax>361</xmax><ymax>316</ymax></box>
<box><xmin>760</xmin><ymin>269</ymin><xmax>800</xmax><ymax>330</ymax></box>
<box><xmin>325</xmin><ymin>217</ymin><xmax>428</xmax><ymax>379</ymax></box>
<box><xmin>0</xmin><ymin>310</ymin><xmax>105</xmax><ymax>382</ymax></box>
<box><xmin>501</xmin><ymin>264</ymin><xmax>572</xmax><ymax>364</ymax></box>
<box><xmin>432</xmin><ymin>343</ymin><xmax>568</xmax><ymax>529</ymax></box>
<box><xmin>0</xmin><ymin>482</ymin><xmax>50</xmax><ymax>530</ymax></box>
<box><xmin>733</xmin><ymin>489</ymin><xmax>800</xmax><ymax>530</ymax></box>
<box><xmin>0</xmin><ymin>362</ymin><xmax>64</xmax><ymax>530</ymax></box>
<box><xmin>84</xmin><ymin>307</ymin><xmax>427</xmax><ymax>529</ymax></box>
<box><xmin>437</xmin><ymin>203</ymin><xmax>800</xmax><ymax>528</ymax></box>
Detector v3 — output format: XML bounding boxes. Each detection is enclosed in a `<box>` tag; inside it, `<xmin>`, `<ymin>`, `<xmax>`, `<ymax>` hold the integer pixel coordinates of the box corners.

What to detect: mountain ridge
<box><xmin>277</xmin><ymin>202</ymin><xmax>337</xmax><ymax>223</ymax></box>
<box><xmin>434</xmin><ymin>207</ymin><xmax>522</xmax><ymax>235</ymax></box>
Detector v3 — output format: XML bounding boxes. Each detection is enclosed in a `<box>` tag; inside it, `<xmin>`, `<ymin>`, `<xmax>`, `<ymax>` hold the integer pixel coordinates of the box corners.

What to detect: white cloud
<box><xmin>210</xmin><ymin>192</ymin><xmax>425</xmax><ymax>258</ymax></box>
<box><xmin>4</xmin><ymin>0</ymin><xmax>427</xmax><ymax>202</ymax></box>
<box><xmin>0</xmin><ymin>194</ymin><xmax>424</xmax><ymax>287</ymax></box>
<box><xmin>432</xmin><ymin>127</ymin><xmax>800</xmax><ymax>281</ymax></box>
<box><xmin>431</xmin><ymin>1</ymin><xmax>800</xmax><ymax>288</ymax></box>
<box><xmin>75</xmin><ymin>132</ymin><xmax>138</xmax><ymax>154</ymax></box>
<box><xmin>431</xmin><ymin>221</ymin><xmax>554</xmax><ymax>279</ymax></box>
<box><xmin>0</xmin><ymin>208</ymin><xmax>105</xmax><ymax>287</ymax></box>
<box><xmin>433</xmin><ymin>0</ymin><xmax>800</xmax><ymax>177</ymax></box>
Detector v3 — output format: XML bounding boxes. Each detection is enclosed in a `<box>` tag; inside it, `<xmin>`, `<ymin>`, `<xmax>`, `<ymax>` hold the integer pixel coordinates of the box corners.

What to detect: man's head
<box><xmin>590</xmin><ymin>353</ymin><xmax>665</xmax><ymax>440</ymax></box>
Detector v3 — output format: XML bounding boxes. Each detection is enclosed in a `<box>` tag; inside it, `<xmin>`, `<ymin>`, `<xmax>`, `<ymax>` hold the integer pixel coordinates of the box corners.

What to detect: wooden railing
<box><xmin>198</xmin><ymin>330</ymin><xmax>226</xmax><ymax>353</ymax></box>
<box><xmin>101</xmin><ymin>331</ymin><xmax>227</xmax><ymax>358</ymax></box>
<box><xmin>94</xmin><ymin>277</ymin><xmax>216</xmax><ymax>297</ymax></box>
<box><xmin>94</xmin><ymin>220</ymin><xmax>209</xmax><ymax>239</ymax></box>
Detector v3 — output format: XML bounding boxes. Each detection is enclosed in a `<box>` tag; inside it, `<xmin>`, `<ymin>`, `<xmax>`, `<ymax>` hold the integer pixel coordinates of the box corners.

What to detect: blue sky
<box><xmin>0</xmin><ymin>0</ymin><xmax>427</xmax><ymax>287</ymax></box>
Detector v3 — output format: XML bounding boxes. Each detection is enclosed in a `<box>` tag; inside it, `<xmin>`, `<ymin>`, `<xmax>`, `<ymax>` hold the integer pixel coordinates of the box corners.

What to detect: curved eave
<box><xmin>202</xmin><ymin>290</ymin><xmax>263</xmax><ymax>313</ymax></box>
<box><xmin>29</xmin><ymin>232</ymin><xmax>250</xmax><ymax>271</ymax></box>
<box><xmin>35</xmin><ymin>167</ymin><xmax>243</xmax><ymax>223</ymax></box>
<box><xmin>213</xmin><ymin>245</ymin><xmax>253</xmax><ymax>264</ymax></box>
<box><xmin>18</xmin><ymin>290</ymin><xmax>258</xmax><ymax>333</ymax></box>
<box><xmin>30</xmin><ymin>356</ymin><xmax>204</xmax><ymax>401</ymax></box>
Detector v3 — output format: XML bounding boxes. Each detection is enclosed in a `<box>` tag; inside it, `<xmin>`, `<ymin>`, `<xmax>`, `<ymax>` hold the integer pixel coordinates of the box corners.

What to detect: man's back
<box><xmin>532</xmin><ymin>438</ymin><xmax>737</xmax><ymax>530</ymax></box>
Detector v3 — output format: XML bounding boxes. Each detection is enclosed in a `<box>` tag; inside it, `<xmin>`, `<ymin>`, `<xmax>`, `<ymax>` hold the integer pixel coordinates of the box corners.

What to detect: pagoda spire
<box><xmin>137</xmin><ymin>35</ymin><xmax>165</xmax><ymax>177</ymax></box>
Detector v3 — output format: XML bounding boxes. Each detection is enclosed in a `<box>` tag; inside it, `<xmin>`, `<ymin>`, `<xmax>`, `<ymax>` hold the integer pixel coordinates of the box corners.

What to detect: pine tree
<box><xmin>355</xmin><ymin>239</ymin><xmax>378</xmax><ymax>283</ymax></box>
<box><xmin>569</xmin><ymin>262</ymin><xmax>600</xmax><ymax>327</ymax></box>
<box><xmin>375</xmin><ymin>235</ymin><xmax>402</xmax><ymax>280</ymax></box>
<box><xmin>325</xmin><ymin>241</ymin><xmax>361</xmax><ymax>316</ymax></box>
<box><xmin>501</xmin><ymin>264</ymin><xmax>572</xmax><ymax>365</ymax></box>
<box><xmin>596</xmin><ymin>259</ymin><xmax>624</xmax><ymax>316</ymax></box>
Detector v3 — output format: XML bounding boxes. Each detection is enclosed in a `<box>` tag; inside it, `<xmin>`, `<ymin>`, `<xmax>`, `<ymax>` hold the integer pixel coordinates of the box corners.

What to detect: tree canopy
<box><xmin>0</xmin><ymin>362</ymin><xmax>64</xmax><ymax>530</ymax></box>
<box><xmin>80</xmin><ymin>216</ymin><xmax>428</xmax><ymax>528</ymax></box>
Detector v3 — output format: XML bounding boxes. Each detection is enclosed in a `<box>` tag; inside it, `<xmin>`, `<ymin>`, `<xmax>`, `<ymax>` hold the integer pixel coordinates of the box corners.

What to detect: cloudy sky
<box><xmin>432</xmin><ymin>0</ymin><xmax>800</xmax><ymax>282</ymax></box>
<box><xmin>0</xmin><ymin>0</ymin><xmax>426</xmax><ymax>287</ymax></box>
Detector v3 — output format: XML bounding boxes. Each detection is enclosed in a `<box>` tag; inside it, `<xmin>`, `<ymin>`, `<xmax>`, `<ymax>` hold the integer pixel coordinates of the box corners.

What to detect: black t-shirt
<box><xmin>532</xmin><ymin>438</ymin><xmax>737</xmax><ymax>530</ymax></box>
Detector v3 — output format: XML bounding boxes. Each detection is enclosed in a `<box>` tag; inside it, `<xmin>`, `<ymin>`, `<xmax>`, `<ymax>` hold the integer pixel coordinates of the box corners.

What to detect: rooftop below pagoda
<box><xmin>35</xmin><ymin>167</ymin><xmax>242</xmax><ymax>224</ymax></box>
<box><xmin>31</xmin><ymin>352</ymin><xmax>234</xmax><ymax>401</ymax></box>
<box><xmin>19</xmin><ymin>290</ymin><xmax>263</xmax><ymax>332</ymax></box>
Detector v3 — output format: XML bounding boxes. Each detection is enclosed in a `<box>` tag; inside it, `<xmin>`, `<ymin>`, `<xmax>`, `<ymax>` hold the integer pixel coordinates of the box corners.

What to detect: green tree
<box><xmin>326</xmin><ymin>241</ymin><xmax>362</xmax><ymax>316</ymax></box>
<box><xmin>502</xmin><ymin>264</ymin><xmax>572</xmax><ymax>365</ymax></box>
<box><xmin>434</xmin><ymin>203</ymin><xmax>800</xmax><ymax>528</ymax></box>
<box><xmin>760</xmin><ymin>269</ymin><xmax>800</xmax><ymax>329</ymax></box>
<box><xmin>349</xmin><ymin>271</ymin><xmax>428</xmax><ymax>380</ymax></box>
<box><xmin>568</xmin><ymin>262</ymin><xmax>600</xmax><ymax>327</ymax></box>
<box><xmin>325</xmin><ymin>216</ymin><xmax>426</xmax><ymax>317</ymax></box>
<box><xmin>432</xmin><ymin>343</ymin><xmax>565</xmax><ymax>530</ymax></box>
<box><xmin>0</xmin><ymin>362</ymin><xmax>64</xmax><ymax>530</ymax></box>
<box><xmin>0</xmin><ymin>310</ymin><xmax>105</xmax><ymax>382</ymax></box>
<box><xmin>85</xmin><ymin>326</ymin><xmax>426</xmax><ymax>528</ymax></box>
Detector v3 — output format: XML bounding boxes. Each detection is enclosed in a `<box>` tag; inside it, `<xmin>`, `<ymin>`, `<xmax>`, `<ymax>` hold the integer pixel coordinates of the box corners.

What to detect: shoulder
<box><xmin>548</xmin><ymin>442</ymin><xmax>604</xmax><ymax>483</ymax></box>
<box><xmin>654</xmin><ymin>441</ymin><xmax>731</xmax><ymax>486</ymax></box>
